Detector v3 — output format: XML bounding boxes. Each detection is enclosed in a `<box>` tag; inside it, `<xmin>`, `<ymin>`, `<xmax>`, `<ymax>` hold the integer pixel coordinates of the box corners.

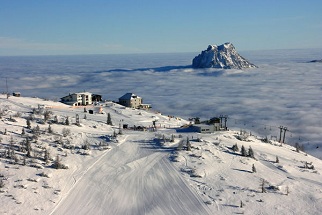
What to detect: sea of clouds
<box><xmin>0</xmin><ymin>49</ymin><xmax>322</xmax><ymax>158</ymax></box>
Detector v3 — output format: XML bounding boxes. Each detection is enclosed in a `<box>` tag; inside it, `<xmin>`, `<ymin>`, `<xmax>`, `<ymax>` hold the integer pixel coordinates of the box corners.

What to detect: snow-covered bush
<box><xmin>62</xmin><ymin>128</ymin><xmax>71</xmax><ymax>137</ymax></box>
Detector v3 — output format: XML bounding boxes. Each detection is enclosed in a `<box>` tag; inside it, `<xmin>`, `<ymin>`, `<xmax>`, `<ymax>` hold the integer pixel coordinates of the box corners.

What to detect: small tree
<box><xmin>32</xmin><ymin>125</ymin><xmax>40</xmax><ymax>136</ymax></box>
<box><xmin>21</xmin><ymin>128</ymin><xmax>25</xmax><ymax>135</ymax></box>
<box><xmin>240</xmin><ymin>200</ymin><xmax>243</xmax><ymax>208</ymax></box>
<box><xmin>241</xmin><ymin>145</ymin><xmax>247</xmax><ymax>157</ymax></box>
<box><xmin>48</xmin><ymin>124</ymin><xmax>53</xmax><ymax>134</ymax></box>
<box><xmin>26</xmin><ymin>118</ymin><xmax>31</xmax><ymax>129</ymax></box>
<box><xmin>260</xmin><ymin>178</ymin><xmax>267</xmax><ymax>193</ymax></box>
<box><xmin>44</xmin><ymin>110</ymin><xmax>52</xmax><ymax>122</ymax></box>
<box><xmin>118</xmin><ymin>123</ymin><xmax>122</xmax><ymax>135</ymax></box>
<box><xmin>194</xmin><ymin>117</ymin><xmax>200</xmax><ymax>124</ymax></box>
<box><xmin>25</xmin><ymin>138</ymin><xmax>32</xmax><ymax>158</ymax></box>
<box><xmin>177</xmin><ymin>140</ymin><xmax>184</xmax><ymax>151</ymax></box>
<box><xmin>252</xmin><ymin>164</ymin><xmax>257</xmax><ymax>173</ymax></box>
<box><xmin>54</xmin><ymin>115</ymin><xmax>58</xmax><ymax>124</ymax></box>
<box><xmin>186</xmin><ymin>137</ymin><xmax>191</xmax><ymax>151</ymax></box>
<box><xmin>84</xmin><ymin>114</ymin><xmax>87</xmax><ymax>120</ymax></box>
<box><xmin>248</xmin><ymin>146</ymin><xmax>255</xmax><ymax>158</ymax></box>
<box><xmin>82</xmin><ymin>139</ymin><xmax>90</xmax><ymax>150</ymax></box>
<box><xmin>107</xmin><ymin>113</ymin><xmax>112</xmax><ymax>125</ymax></box>
<box><xmin>295</xmin><ymin>142</ymin><xmax>300</xmax><ymax>152</ymax></box>
<box><xmin>285</xmin><ymin>186</ymin><xmax>290</xmax><ymax>196</ymax></box>
<box><xmin>65</xmin><ymin>117</ymin><xmax>70</xmax><ymax>126</ymax></box>
<box><xmin>275</xmin><ymin>156</ymin><xmax>279</xmax><ymax>163</ymax></box>
<box><xmin>170</xmin><ymin>134</ymin><xmax>175</xmax><ymax>143</ymax></box>
<box><xmin>53</xmin><ymin>155</ymin><xmax>62</xmax><ymax>169</ymax></box>
<box><xmin>113</xmin><ymin>130</ymin><xmax>117</xmax><ymax>138</ymax></box>
<box><xmin>232</xmin><ymin>143</ymin><xmax>239</xmax><ymax>152</ymax></box>
<box><xmin>0</xmin><ymin>179</ymin><xmax>4</xmax><ymax>189</ymax></box>
<box><xmin>44</xmin><ymin>148</ymin><xmax>50</xmax><ymax>163</ymax></box>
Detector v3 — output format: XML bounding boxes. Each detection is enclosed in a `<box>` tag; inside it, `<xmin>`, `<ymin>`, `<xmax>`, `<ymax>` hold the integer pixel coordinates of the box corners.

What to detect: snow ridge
<box><xmin>192</xmin><ymin>42</ymin><xmax>257</xmax><ymax>69</ymax></box>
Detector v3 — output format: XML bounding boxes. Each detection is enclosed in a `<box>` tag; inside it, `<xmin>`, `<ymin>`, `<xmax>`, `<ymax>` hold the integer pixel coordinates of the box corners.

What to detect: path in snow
<box><xmin>50</xmin><ymin>133</ymin><xmax>211</xmax><ymax>215</ymax></box>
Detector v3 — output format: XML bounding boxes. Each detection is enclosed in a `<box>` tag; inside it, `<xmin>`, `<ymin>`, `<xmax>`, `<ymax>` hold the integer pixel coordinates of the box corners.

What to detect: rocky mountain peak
<box><xmin>192</xmin><ymin>42</ymin><xmax>257</xmax><ymax>69</ymax></box>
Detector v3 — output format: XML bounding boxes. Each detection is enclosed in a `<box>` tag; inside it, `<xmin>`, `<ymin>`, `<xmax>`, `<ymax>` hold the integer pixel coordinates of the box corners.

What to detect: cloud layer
<box><xmin>0</xmin><ymin>49</ymin><xmax>322</xmax><ymax>157</ymax></box>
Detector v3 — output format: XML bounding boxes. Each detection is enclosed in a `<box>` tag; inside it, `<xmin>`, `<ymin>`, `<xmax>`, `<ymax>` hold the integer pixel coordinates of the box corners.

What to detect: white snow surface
<box><xmin>1</xmin><ymin>95</ymin><xmax>322</xmax><ymax>214</ymax></box>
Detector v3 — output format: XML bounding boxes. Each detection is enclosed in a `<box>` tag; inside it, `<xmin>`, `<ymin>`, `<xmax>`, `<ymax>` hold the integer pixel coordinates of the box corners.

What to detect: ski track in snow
<box><xmin>50</xmin><ymin>133</ymin><xmax>211</xmax><ymax>215</ymax></box>
<box><xmin>49</xmin><ymin>135</ymin><xmax>129</xmax><ymax>215</ymax></box>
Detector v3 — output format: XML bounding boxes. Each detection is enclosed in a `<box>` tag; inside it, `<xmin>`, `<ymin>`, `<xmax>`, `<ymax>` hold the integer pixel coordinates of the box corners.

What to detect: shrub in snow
<box><xmin>14</xmin><ymin>112</ymin><xmax>22</xmax><ymax>118</ymax></box>
<box><xmin>295</xmin><ymin>142</ymin><xmax>305</xmax><ymax>152</ymax></box>
<box><xmin>39</xmin><ymin>172</ymin><xmax>50</xmax><ymax>178</ymax></box>
<box><xmin>0</xmin><ymin>179</ymin><xmax>5</xmax><ymax>189</ymax></box>
<box><xmin>62</xmin><ymin>128</ymin><xmax>71</xmax><ymax>137</ymax></box>
<box><xmin>53</xmin><ymin>155</ymin><xmax>68</xmax><ymax>169</ymax></box>
<box><xmin>81</xmin><ymin>150</ymin><xmax>91</xmax><ymax>156</ymax></box>
<box><xmin>30</xmin><ymin>163</ymin><xmax>44</xmax><ymax>169</ymax></box>
<box><xmin>82</xmin><ymin>140</ymin><xmax>90</xmax><ymax>150</ymax></box>
<box><xmin>8</xmin><ymin>115</ymin><xmax>17</xmax><ymax>122</ymax></box>
<box><xmin>27</xmin><ymin>178</ymin><xmax>38</xmax><ymax>182</ymax></box>
<box><xmin>252</xmin><ymin>164</ymin><xmax>256</xmax><ymax>173</ymax></box>
<box><xmin>32</xmin><ymin>125</ymin><xmax>41</xmax><ymax>136</ymax></box>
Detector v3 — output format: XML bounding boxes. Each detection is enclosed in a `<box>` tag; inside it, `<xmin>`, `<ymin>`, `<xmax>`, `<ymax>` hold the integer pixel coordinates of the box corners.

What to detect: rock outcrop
<box><xmin>309</xmin><ymin>59</ymin><xmax>322</xmax><ymax>63</ymax></box>
<box><xmin>192</xmin><ymin>42</ymin><xmax>257</xmax><ymax>69</ymax></box>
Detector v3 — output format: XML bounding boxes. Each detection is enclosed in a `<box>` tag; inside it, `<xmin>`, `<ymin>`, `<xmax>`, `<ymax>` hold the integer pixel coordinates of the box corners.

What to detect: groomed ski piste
<box><xmin>1</xmin><ymin>94</ymin><xmax>322</xmax><ymax>215</ymax></box>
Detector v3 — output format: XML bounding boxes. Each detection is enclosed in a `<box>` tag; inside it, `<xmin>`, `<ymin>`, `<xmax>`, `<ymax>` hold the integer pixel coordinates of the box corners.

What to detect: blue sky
<box><xmin>1</xmin><ymin>0</ymin><xmax>322</xmax><ymax>56</ymax></box>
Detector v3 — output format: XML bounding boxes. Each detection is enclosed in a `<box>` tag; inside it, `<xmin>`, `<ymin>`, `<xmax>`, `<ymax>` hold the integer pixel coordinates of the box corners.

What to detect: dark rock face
<box><xmin>309</xmin><ymin>59</ymin><xmax>322</xmax><ymax>63</ymax></box>
<box><xmin>192</xmin><ymin>42</ymin><xmax>257</xmax><ymax>69</ymax></box>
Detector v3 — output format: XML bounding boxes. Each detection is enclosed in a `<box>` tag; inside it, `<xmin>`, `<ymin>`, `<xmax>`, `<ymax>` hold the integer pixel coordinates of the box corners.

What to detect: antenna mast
<box><xmin>5</xmin><ymin>77</ymin><xmax>9</xmax><ymax>99</ymax></box>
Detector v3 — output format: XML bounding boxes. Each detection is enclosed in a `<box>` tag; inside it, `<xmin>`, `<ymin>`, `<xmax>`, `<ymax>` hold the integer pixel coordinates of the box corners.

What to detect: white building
<box><xmin>60</xmin><ymin>92</ymin><xmax>93</xmax><ymax>106</ymax></box>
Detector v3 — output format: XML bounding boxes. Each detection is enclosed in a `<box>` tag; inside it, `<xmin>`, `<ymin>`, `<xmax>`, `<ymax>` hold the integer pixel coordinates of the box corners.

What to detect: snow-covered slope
<box><xmin>1</xmin><ymin>95</ymin><xmax>322</xmax><ymax>214</ymax></box>
<box><xmin>192</xmin><ymin>42</ymin><xmax>257</xmax><ymax>69</ymax></box>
